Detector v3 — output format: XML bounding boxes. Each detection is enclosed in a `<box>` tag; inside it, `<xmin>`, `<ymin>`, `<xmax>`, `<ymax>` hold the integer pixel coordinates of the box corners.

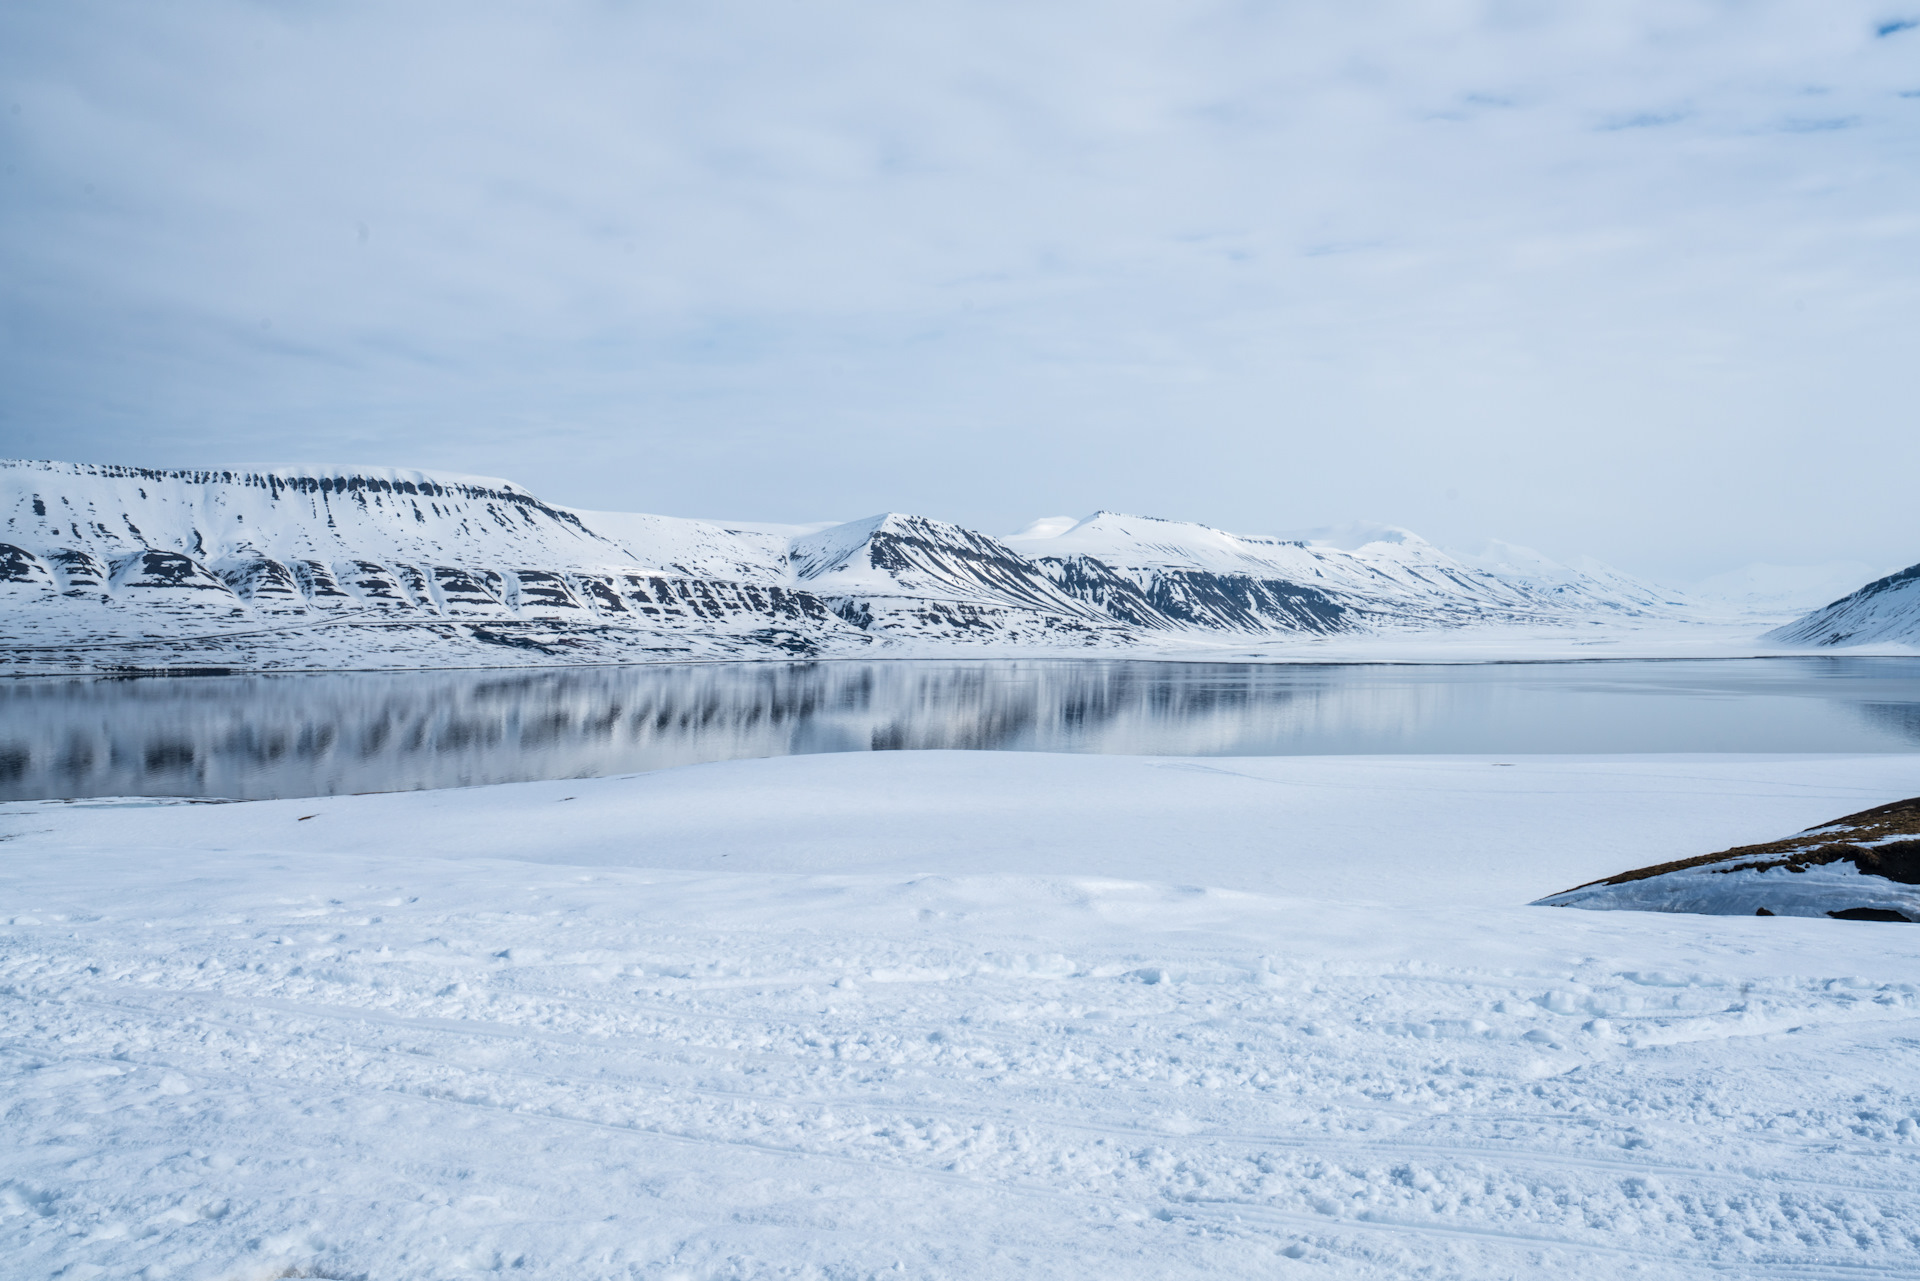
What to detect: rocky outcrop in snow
<box><xmin>791</xmin><ymin>513</ymin><xmax>1139</xmax><ymax>646</ymax></box>
<box><xmin>1536</xmin><ymin>797</ymin><xmax>1920</xmax><ymax>922</ymax></box>
<box><xmin>1764</xmin><ymin>562</ymin><xmax>1920</xmax><ymax>648</ymax></box>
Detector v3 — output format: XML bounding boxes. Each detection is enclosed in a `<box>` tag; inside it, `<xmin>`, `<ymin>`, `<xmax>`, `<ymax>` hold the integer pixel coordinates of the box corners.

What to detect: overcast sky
<box><xmin>2</xmin><ymin>1</ymin><xmax>1916</xmax><ymax>581</ymax></box>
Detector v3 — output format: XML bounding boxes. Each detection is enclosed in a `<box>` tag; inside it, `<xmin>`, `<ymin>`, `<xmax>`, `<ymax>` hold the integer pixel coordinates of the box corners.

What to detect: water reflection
<box><xmin>1</xmin><ymin>657</ymin><xmax>1917</xmax><ymax>801</ymax></box>
<box><xmin>1862</xmin><ymin>701</ymin><xmax>1920</xmax><ymax>743</ymax></box>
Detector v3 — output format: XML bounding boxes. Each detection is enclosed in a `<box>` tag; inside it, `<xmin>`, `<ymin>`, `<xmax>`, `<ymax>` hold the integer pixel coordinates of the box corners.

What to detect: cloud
<box><xmin>1599</xmin><ymin>111</ymin><xmax>1693</xmax><ymax>130</ymax></box>
<box><xmin>1</xmin><ymin>0</ymin><xmax>1917</xmax><ymax>579</ymax></box>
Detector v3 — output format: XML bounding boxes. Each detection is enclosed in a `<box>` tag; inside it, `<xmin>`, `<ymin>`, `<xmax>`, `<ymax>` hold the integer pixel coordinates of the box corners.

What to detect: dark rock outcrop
<box><xmin>1538</xmin><ymin>797</ymin><xmax>1920</xmax><ymax>921</ymax></box>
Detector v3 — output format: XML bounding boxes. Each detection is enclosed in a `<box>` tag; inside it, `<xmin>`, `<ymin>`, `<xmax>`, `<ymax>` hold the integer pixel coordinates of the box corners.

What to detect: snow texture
<box><xmin>1</xmin><ymin>458</ymin><xmax>1820</xmax><ymax>674</ymax></box>
<box><xmin>6</xmin><ymin>751</ymin><xmax>1920</xmax><ymax>1279</ymax></box>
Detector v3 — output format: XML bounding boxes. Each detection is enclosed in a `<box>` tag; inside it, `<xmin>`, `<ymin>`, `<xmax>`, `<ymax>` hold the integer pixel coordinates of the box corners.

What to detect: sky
<box><xmin>1</xmin><ymin>1</ymin><xmax>1917</xmax><ymax>583</ymax></box>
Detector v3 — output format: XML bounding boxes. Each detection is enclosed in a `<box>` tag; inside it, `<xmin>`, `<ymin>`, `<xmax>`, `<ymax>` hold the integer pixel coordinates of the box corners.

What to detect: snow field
<box><xmin>5</xmin><ymin>751</ymin><xmax>1920</xmax><ymax>1279</ymax></box>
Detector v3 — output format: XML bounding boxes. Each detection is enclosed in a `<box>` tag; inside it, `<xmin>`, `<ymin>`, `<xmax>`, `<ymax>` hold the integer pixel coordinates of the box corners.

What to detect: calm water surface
<box><xmin>3</xmin><ymin>657</ymin><xmax>1918</xmax><ymax>802</ymax></box>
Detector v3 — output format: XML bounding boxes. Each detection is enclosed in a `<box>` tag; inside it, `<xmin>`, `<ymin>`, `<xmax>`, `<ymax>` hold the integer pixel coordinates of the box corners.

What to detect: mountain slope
<box><xmin>790</xmin><ymin>513</ymin><xmax>1137</xmax><ymax>646</ymax></box>
<box><xmin>0</xmin><ymin>459</ymin><xmax>864</xmax><ymax>668</ymax></box>
<box><xmin>1445</xmin><ymin>539</ymin><xmax>1696</xmax><ymax>618</ymax></box>
<box><xmin>2</xmin><ymin>457</ymin><xmax>1752</xmax><ymax>673</ymax></box>
<box><xmin>1005</xmin><ymin>511</ymin><xmax>1684</xmax><ymax>631</ymax></box>
<box><xmin>561</xmin><ymin>507</ymin><xmax>797</xmax><ymax>584</ymax></box>
<box><xmin>1764</xmin><ymin>563</ymin><xmax>1920</xmax><ymax>647</ymax></box>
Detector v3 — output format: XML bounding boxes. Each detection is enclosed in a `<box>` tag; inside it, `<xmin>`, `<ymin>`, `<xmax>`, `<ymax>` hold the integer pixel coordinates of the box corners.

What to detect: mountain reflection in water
<box><xmin>2</xmin><ymin>657</ymin><xmax>1917</xmax><ymax>802</ymax></box>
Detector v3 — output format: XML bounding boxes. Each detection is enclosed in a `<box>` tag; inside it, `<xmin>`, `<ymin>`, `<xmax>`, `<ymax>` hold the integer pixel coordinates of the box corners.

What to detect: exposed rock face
<box><xmin>215</xmin><ymin>557</ymin><xmax>306</xmax><ymax>613</ymax></box>
<box><xmin>1131</xmin><ymin>567</ymin><xmax>1348</xmax><ymax>634</ymax></box>
<box><xmin>112</xmin><ymin>549</ymin><xmax>233</xmax><ymax>592</ymax></box>
<box><xmin>109</xmin><ymin>550</ymin><xmax>247</xmax><ymax>621</ymax></box>
<box><xmin>1031</xmin><ymin>551</ymin><xmax>1352</xmax><ymax>634</ymax></box>
<box><xmin>788</xmin><ymin>512</ymin><xmax>1362</xmax><ymax>644</ymax></box>
<box><xmin>0</xmin><ymin>543</ymin><xmax>56</xmax><ymax>591</ymax></box>
<box><xmin>1007</xmin><ymin>511</ymin><xmax>1682</xmax><ymax>633</ymax></box>
<box><xmin>1029</xmin><ymin>554</ymin><xmax>1178</xmax><ymax>631</ymax></box>
<box><xmin>290</xmin><ymin>559</ymin><xmax>356</xmax><ymax>608</ymax></box>
<box><xmin>1766</xmin><ymin>563</ymin><xmax>1920</xmax><ymax>647</ymax></box>
<box><xmin>613</xmin><ymin>576</ymin><xmax>839</xmax><ymax>630</ymax></box>
<box><xmin>788</xmin><ymin>513</ymin><xmax>1140</xmax><ymax>646</ymax></box>
<box><xmin>429</xmin><ymin>566</ymin><xmax>512</xmax><ymax>616</ymax></box>
<box><xmin>794</xmin><ymin>514</ymin><xmax>1092</xmax><ymax>610</ymax></box>
<box><xmin>47</xmin><ymin>549</ymin><xmax>110</xmax><ymax>595</ymax></box>
<box><xmin>509</xmin><ymin>569</ymin><xmax>586</xmax><ymax>616</ymax></box>
<box><xmin>1536</xmin><ymin>797</ymin><xmax>1920</xmax><ymax>922</ymax></box>
<box><xmin>337</xmin><ymin>560</ymin><xmax>417</xmax><ymax>610</ymax></box>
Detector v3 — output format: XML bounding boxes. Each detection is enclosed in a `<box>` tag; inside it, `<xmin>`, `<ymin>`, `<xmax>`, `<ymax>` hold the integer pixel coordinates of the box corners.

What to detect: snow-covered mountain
<box><xmin>1445</xmin><ymin>538</ymin><xmax>1697</xmax><ymax>618</ymax></box>
<box><xmin>1</xmin><ymin>458</ymin><xmax>1739</xmax><ymax>673</ymax></box>
<box><xmin>0</xmin><ymin>460</ymin><xmax>865</xmax><ymax>669</ymax></box>
<box><xmin>1688</xmin><ymin>560</ymin><xmax>1894</xmax><ymax>617</ymax></box>
<box><xmin>1005</xmin><ymin>512</ymin><xmax>1689</xmax><ymax>632</ymax></box>
<box><xmin>789</xmin><ymin>513</ymin><xmax>1134</xmax><ymax>647</ymax></box>
<box><xmin>1764</xmin><ymin>562</ymin><xmax>1920</xmax><ymax>648</ymax></box>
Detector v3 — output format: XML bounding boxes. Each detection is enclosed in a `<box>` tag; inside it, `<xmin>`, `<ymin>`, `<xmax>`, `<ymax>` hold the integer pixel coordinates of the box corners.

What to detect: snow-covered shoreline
<box><xmin>4</xmin><ymin>621</ymin><xmax>1911</xmax><ymax>680</ymax></box>
<box><xmin>7</xmin><ymin>751</ymin><xmax>1920</xmax><ymax>1278</ymax></box>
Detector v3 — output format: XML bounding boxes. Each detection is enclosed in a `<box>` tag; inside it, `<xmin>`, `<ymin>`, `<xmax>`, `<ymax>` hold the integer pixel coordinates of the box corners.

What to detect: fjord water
<box><xmin>3</xmin><ymin>657</ymin><xmax>1918</xmax><ymax>802</ymax></box>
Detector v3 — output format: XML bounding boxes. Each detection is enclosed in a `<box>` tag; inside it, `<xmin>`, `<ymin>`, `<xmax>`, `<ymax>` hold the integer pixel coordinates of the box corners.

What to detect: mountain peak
<box><xmin>1285</xmin><ymin>521</ymin><xmax>1429</xmax><ymax>552</ymax></box>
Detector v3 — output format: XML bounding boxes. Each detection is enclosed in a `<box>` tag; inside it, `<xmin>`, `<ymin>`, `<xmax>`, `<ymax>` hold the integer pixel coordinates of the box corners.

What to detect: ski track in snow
<box><xmin>5</xmin><ymin>753</ymin><xmax>1920</xmax><ymax>1279</ymax></box>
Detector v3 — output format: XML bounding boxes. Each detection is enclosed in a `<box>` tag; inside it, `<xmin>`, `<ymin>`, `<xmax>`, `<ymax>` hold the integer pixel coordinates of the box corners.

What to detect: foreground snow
<box><xmin>6</xmin><ymin>751</ymin><xmax>1920</xmax><ymax>1279</ymax></box>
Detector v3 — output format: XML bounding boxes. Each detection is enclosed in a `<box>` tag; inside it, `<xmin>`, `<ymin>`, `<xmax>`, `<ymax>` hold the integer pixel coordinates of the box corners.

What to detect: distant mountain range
<box><xmin>0</xmin><ymin>458</ymin><xmax>1910</xmax><ymax>671</ymax></box>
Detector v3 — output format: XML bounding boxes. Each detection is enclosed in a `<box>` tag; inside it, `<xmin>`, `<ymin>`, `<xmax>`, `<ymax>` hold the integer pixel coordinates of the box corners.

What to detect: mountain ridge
<box><xmin>1764</xmin><ymin>562</ymin><xmax>1920</xmax><ymax>648</ymax></box>
<box><xmin>2</xmin><ymin>457</ymin><xmax>1892</xmax><ymax>672</ymax></box>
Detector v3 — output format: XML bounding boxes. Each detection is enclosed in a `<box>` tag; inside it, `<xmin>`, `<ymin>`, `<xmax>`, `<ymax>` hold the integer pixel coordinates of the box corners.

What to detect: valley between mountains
<box><xmin>2</xmin><ymin>459</ymin><xmax>1914</xmax><ymax>672</ymax></box>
